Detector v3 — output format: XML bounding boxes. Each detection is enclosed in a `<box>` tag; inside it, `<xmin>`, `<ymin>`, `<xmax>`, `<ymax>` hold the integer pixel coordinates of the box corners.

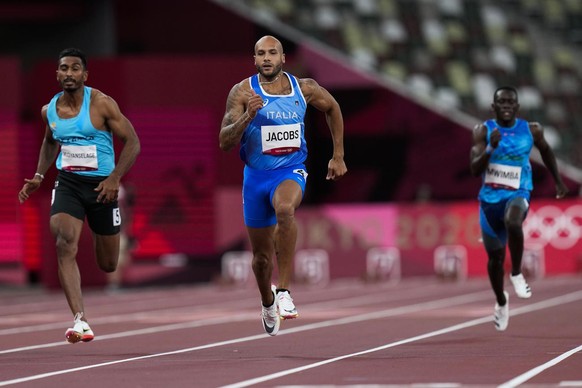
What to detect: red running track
<box><xmin>0</xmin><ymin>275</ymin><xmax>581</xmax><ymax>387</ymax></box>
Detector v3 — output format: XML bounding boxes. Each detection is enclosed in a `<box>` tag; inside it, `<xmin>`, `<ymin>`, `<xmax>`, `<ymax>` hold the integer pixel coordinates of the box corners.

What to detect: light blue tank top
<box><xmin>478</xmin><ymin>118</ymin><xmax>533</xmax><ymax>202</ymax></box>
<box><xmin>239</xmin><ymin>72</ymin><xmax>308</xmax><ymax>170</ymax></box>
<box><xmin>47</xmin><ymin>86</ymin><xmax>114</xmax><ymax>177</ymax></box>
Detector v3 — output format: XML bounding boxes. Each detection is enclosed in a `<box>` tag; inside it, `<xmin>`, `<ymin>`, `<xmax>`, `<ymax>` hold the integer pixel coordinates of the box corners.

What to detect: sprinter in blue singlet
<box><xmin>18</xmin><ymin>48</ymin><xmax>140</xmax><ymax>343</ymax></box>
<box><xmin>220</xmin><ymin>35</ymin><xmax>347</xmax><ymax>336</ymax></box>
<box><xmin>470</xmin><ymin>86</ymin><xmax>568</xmax><ymax>331</ymax></box>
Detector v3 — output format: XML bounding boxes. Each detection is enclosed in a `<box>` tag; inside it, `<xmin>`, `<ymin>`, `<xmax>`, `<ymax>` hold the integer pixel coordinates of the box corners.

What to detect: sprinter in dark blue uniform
<box><xmin>470</xmin><ymin>86</ymin><xmax>567</xmax><ymax>331</ymax></box>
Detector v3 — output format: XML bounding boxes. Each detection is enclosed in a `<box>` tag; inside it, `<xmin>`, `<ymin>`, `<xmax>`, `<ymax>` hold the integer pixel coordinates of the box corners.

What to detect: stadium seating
<box><xmin>235</xmin><ymin>0</ymin><xmax>582</xmax><ymax>167</ymax></box>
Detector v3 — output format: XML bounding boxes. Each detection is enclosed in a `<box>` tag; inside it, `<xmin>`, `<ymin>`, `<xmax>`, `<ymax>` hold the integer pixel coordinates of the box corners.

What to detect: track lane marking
<box><xmin>0</xmin><ymin>283</ymin><xmax>479</xmax><ymax>338</ymax></box>
<box><xmin>498</xmin><ymin>344</ymin><xmax>582</xmax><ymax>388</ymax></box>
<box><xmin>1</xmin><ymin>290</ymin><xmax>581</xmax><ymax>387</ymax></box>
<box><xmin>221</xmin><ymin>290</ymin><xmax>582</xmax><ymax>388</ymax></box>
<box><xmin>0</xmin><ymin>291</ymin><xmax>490</xmax><ymax>385</ymax></box>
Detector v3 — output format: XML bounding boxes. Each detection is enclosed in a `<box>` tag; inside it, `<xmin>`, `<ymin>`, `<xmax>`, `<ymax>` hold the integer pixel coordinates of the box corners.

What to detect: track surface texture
<box><xmin>1</xmin><ymin>275</ymin><xmax>581</xmax><ymax>387</ymax></box>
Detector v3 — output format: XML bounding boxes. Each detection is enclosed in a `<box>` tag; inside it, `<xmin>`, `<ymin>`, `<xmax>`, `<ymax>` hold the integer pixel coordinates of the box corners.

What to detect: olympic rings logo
<box><xmin>523</xmin><ymin>205</ymin><xmax>582</xmax><ymax>250</ymax></box>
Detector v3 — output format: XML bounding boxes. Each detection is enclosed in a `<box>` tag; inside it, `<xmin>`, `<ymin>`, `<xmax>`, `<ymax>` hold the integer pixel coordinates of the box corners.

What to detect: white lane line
<box><xmin>2</xmin><ymin>290</ymin><xmax>581</xmax><ymax>387</ymax></box>
<box><xmin>220</xmin><ymin>290</ymin><xmax>582</xmax><ymax>388</ymax></box>
<box><xmin>220</xmin><ymin>318</ymin><xmax>496</xmax><ymax>388</ymax></box>
<box><xmin>0</xmin><ymin>291</ymin><xmax>490</xmax><ymax>355</ymax></box>
<box><xmin>0</xmin><ymin>334</ymin><xmax>269</xmax><ymax>387</ymax></box>
<box><xmin>0</xmin><ymin>291</ymin><xmax>490</xmax><ymax>386</ymax></box>
<box><xmin>0</xmin><ymin>283</ymin><xmax>476</xmax><ymax>338</ymax></box>
<box><xmin>277</xmin><ymin>385</ymin><xmax>461</xmax><ymax>388</ymax></box>
<box><xmin>498</xmin><ymin>344</ymin><xmax>582</xmax><ymax>388</ymax></box>
<box><xmin>0</xmin><ymin>281</ymin><xmax>452</xmax><ymax>336</ymax></box>
<box><xmin>0</xmin><ymin>313</ymin><xmax>256</xmax><ymax>355</ymax></box>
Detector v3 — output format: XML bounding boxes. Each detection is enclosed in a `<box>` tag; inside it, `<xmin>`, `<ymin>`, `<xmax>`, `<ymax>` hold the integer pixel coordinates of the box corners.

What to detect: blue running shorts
<box><xmin>479</xmin><ymin>189</ymin><xmax>530</xmax><ymax>251</ymax></box>
<box><xmin>242</xmin><ymin>164</ymin><xmax>307</xmax><ymax>228</ymax></box>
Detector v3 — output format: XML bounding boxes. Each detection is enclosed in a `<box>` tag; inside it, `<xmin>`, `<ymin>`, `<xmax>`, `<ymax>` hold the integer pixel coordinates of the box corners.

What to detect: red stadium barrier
<box><xmin>216</xmin><ymin>194</ymin><xmax>582</xmax><ymax>280</ymax></box>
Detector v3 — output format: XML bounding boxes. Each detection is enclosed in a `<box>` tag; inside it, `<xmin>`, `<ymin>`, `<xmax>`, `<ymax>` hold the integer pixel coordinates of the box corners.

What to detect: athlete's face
<box><xmin>56</xmin><ymin>56</ymin><xmax>87</xmax><ymax>92</ymax></box>
<box><xmin>492</xmin><ymin>89</ymin><xmax>519</xmax><ymax>125</ymax></box>
<box><xmin>254</xmin><ymin>39</ymin><xmax>285</xmax><ymax>79</ymax></box>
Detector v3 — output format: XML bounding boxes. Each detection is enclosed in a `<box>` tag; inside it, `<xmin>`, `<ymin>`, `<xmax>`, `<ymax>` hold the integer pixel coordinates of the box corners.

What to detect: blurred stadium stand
<box><xmin>216</xmin><ymin>0</ymin><xmax>582</xmax><ymax>170</ymax></box>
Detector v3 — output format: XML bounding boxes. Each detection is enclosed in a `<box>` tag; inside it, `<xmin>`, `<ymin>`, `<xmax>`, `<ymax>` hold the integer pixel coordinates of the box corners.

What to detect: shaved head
<box><xmin>254</xmin><ymin>35</ymin><xmax>283</xmax><ymax>55</ymax></box>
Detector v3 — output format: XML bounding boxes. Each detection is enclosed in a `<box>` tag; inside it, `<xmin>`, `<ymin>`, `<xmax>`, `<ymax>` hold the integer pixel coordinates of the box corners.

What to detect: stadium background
<box><xmin>1</xmin><ymin>0</ymin><xmax>581</xmax><ymax>288</ymax></box>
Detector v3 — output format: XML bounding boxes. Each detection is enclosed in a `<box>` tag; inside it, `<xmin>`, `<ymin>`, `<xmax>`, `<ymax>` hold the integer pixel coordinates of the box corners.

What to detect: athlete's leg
<box><xmin>486</xmin><ymin>245</ymin><xmax>507</xmax><ymax>306</ymax></box>
<box><xmin>86</xmin><ymin>192</ymin><xmax>121</xmax><ymax>275</ymax></box>
<box><xmin>107</xmin><ymin>233</ymin><xmax>129</xmax><ymax>289</ymax></box>
<box><xmin>94</xmin><ymin>233</ymin><xmax>120</xmax><ymax>273</ymax></box>
<box><xmin>50</xmin><ymin>213</ymin><xmax>85</xmax><ymax>317</ymax></box>
<box><xmin>504</xmin><ymin>198</ymin><xmax>528</xmax><ymax>276</ymax></box>
<box><xmin>247</xmin><ymin>225</ymin><xmax>276</xmax><ymax>306</ymax></box>
<box><xmin>480</xmin><ymin>202</ymin><xmax>508</xmax><ymax>306</ymax></box>
<box><xmin>272</xmin><ymin>180</ymin><xmax>303</xmax><ymax>289</ymax></box>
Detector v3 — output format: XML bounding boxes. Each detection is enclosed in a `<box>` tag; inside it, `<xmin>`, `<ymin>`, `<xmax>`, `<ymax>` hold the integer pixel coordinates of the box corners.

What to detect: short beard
<box><xmin>257</xmin><ymin>64</ymin><xmax>282</xmax><ymax>80</ymax></box>
<box><xmin>61</xmin><ymin>81</ymin><xmax>80</xmax><ymax>93</ymax></box>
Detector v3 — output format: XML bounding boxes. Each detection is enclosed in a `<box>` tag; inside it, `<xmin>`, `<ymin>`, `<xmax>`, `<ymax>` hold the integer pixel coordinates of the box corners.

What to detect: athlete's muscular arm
<box><xmin>93</xmin><ymin>91</ymin><xmax>141</xmax><ymax>203</ymax></box>
<box><xmin>18</xmin><ymin>106</ymin><xmax>60</xmax><ymax>203</ymax></box>
<box><xmin>470</xmin><ymin>123</ymin><xmax>500</xmax><ymax>176</ymax></box>
<box><xmin>219</xmin><ymin>80</ymin><xmax>261</xmax><ymax>152</ymax></box>
<box><xmin>530</xmin><ymin>122</ymin><xmax>568</xmax><ymax>198</ymax></box>
<box><xmin>299</xmin><ymin>78</ymin><xmax>347</xmax><ymax>181</ymax></box>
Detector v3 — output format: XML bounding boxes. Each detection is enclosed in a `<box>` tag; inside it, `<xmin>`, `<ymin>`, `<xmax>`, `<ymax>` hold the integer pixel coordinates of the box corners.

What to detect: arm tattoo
<box><xmin>220</xmin><ymin>85</ymin><xmax>252</xmax><ymax>149</ymax></box>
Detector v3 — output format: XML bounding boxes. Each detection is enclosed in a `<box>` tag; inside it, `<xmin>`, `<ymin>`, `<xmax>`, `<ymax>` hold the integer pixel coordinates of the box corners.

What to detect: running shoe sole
<box><xmin>276</xmin><ymin>287</ymin><xmax>298</xmax><ymax>320</ymax></box>
<box><xmin>65</xmin><ymin>329</ymin><xmax>83</xmax><ymax>344</ymax></box>
<box><xmin>65</xmin><ymin>328</ymin><xmax>94</xmax><ymax>343</ymax></box>
<box><xmin>280</xmin><ymin>311</ymin><xmax>298</xmax><ymax>320</ymax></box>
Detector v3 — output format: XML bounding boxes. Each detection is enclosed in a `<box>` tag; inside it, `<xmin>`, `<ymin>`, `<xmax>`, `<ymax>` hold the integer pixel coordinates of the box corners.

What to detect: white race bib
<box><xmin>61</xmin><ymin>145</ymin><xmax>98</xmax><ymax>171</ymax></box>
<box><xmin>261</xmin><ymin>123</ymin><xmax>301</xmax><ymax>155</ymax></box>
<box><xmin>484</xmin><ymin>163</ymin><xmax>521</xmax><ymax>189</ymax></box>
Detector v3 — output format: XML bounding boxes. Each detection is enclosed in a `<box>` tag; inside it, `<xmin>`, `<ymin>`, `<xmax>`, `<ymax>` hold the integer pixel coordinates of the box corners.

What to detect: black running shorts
<box><xmin>50</xmin><ymin>170</ymin><xmax>121</xmax><ymax>235</ymax></box>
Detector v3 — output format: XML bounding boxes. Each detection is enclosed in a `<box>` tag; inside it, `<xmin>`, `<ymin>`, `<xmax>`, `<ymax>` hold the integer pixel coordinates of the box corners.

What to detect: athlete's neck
<box><xmin>259</xmin><ymin>73</ymin><xmax>281</xmax><ymax>85</ymax></box>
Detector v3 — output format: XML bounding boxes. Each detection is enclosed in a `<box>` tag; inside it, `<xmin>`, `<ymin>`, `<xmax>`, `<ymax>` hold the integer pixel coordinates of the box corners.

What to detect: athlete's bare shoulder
<box><xmin>41</xmin><ymin>104</ymin><xmax>49</xmax><ymax>122</ymax></box>
<box><xmin>228</xmin><ymin>78</ymin><xmax>252</xmax><ymax>101</ymax></box>
<box><xmin>91</xmin><ymin>88</ymin><xmax>119</xmax><ymax>110</ymax></box>
<box><xmin>297</xmin><ymin>77</ymin><xmax>319</xmax><ymax>98</ymax></box>
<box><xmin>225</xmin><ymin>78</ymin><xmax>254</xmax><ymax>113</ymax></box>
<box><xmin>90</xmin><ymin>88</ymin><xmax>114</xmax><ymax>104</ymax></box>
<box><xmin>472</xmin><ymin>123</ymin><xmax>488</xmax><ymax>143</ymax></box>
<box><xmin>473</xmin><ymin>122</ymin><xmax>487</xmax><ymax>134</ymax></box>
<box><xmin>528</xmin><ymin>121</ymin><xmax>544</xmax><ymax>141</ymax></box>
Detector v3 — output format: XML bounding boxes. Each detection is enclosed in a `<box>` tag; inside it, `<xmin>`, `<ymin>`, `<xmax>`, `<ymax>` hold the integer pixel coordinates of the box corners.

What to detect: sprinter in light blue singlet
<box><xmin>18</xmin><ymin>48</ymin><xmax>140</xmax><ymax>344</ymax></box>
<box><xmin>470</xmin><ymin>86</ymin><xmax>568</xmax><ymax>332</ymax></box>
<box><xmin>48</xmin><ymin>85</ymin><xmax>115</xmax><ymax>177</ymax></box>
<box><xmin>220</xmin><ymin>36</ymin><xmax>347</xmax><ymax>336</ymax></box>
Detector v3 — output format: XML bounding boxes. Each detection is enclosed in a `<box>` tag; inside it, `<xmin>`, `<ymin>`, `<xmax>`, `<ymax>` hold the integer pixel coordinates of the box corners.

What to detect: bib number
<box><xmin>485</xmin><ymin>163</ymin><xmax>521</xmax><ymax>189</ymax></box>
<box><xmin>261</xmin><ymin>124</ymin><xmax>301</xmax><ymax>155</ymax></box>
<box><xmin>61</xmin><ymin>145</ymin><xmax>98</xmax><ymax>171</ymax></box>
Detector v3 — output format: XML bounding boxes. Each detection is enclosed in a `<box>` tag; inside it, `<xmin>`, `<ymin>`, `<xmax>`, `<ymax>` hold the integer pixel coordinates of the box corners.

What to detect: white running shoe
<box><xmin>510</xmin><ymin>273</ymin><xmax>532</xmax><ymax>298</ymax></box>
<box><xmin>276</xmin><ymin>288</ymin><xmax>298</xmax><ymax>320</ymax></box>
<box><xmin>494</xmin><ymin>291</ymin><xmax>509</xmax><ymax>331</ymax></box>
<box><xmin>261</xmin><ymin>286</ymin><xmax>280</xmax><ymax>336</ymax></box>
<box><xmin>65</xmin><ymin>312</ymin><xmax>94</xmax><ymax>344</ymax></box>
